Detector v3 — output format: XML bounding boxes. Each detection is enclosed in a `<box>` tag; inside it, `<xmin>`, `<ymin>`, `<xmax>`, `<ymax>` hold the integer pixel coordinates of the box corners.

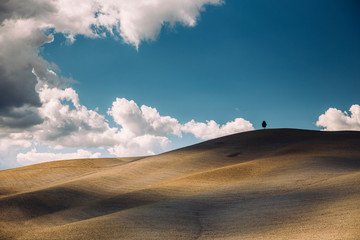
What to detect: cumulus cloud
<box><xmin>108</xmin><ymin>98</ymin><xmax>181</xmax><ymax>137</ymax></box>
<box><xmin>316</xmin><ymin>105</ymin><xmax>360</xmax><ymax>131</ymax></box>
<box><xmin>0</xmin><ymin>92</ymin><xmax>254</xmax><ymax>168</ymax></box>
<box><xmin>0</xmin><ymin>20</ymin><xmax>53</xmax><ymax>111</ymax></box>
<box><xmin>0</xmin><ymin>0</ymin><xmax>55</xmax><ymax>24</ymax></box>
<box><xmin>35</xmin><ymin>86</ymin><xmax>120</xmax><ymax>148</ymax></box>
<box><xmin>0</xmin><ymin>86</ymin><xmax>254</xmax><ymax>167</ymax></box>
<box><xmin>17</xmin><ymin>149</ymin><xmax>102</xmax><ymax>166</ymax></box>
<box><xmin>94</xmin><ymin>0</ymin><xmax>224</xmax><ymax>48</ymax></box>
<box><xmin>0</xmin><ymin>105</ymin><xmax>42</xmax><ymax>129</ymax></box>
<box><xmin>0</xmin><ymin>87</ymin><xmax>176</xmax><ymax>167</ymax></box>
<box><xmin>107</xmin><ymin>97</ymin><xmax>254</xmax><ymax>141</ymax></box>
<box><xmin>182</xmin><ymin>118</ymin><xmax>254</xmax><ymax>139</ymax></box>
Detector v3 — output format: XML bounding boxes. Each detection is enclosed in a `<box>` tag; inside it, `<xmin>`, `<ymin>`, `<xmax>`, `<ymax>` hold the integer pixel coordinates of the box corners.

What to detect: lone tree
<box><xmin>262</xmin><ymin>121</ymin><xmax>267</xmax><ymax>129</ymax></box>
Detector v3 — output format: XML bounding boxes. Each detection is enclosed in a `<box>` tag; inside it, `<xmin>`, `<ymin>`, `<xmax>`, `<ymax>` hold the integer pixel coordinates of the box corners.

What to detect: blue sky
<box><xmin>41</xmin><ymin>0</ymin><xmax>360</xmax><ymax>129</ymax></box>
<box><xmin>0</xmin><ymin>0</ymin><xmax>359</xmax><ymax>169</ymax></box>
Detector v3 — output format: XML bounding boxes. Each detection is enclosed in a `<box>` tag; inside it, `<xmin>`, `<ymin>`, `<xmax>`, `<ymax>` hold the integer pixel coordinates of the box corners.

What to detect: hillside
<box><xmin>0</xmin><ymin>129</ymin><xmax>359</xmax><ymax>239</ymax></box>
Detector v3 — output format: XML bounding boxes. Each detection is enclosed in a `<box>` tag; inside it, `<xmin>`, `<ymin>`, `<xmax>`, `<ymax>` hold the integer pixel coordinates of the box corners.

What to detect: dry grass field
<box><xmin>0</xmin><ymin>129</ymin><xmax>359</xmax><ymax>239</ymax></box>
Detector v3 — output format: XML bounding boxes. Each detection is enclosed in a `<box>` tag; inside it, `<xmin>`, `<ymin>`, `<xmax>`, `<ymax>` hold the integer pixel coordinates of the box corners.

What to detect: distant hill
<box><xmin>1</xmin><ymin>129</ymin><xmax>359</xmax><ymax>240</ymax></box>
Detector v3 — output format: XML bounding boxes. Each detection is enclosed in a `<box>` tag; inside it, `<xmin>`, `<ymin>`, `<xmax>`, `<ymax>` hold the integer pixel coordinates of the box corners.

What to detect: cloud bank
<box><xmin>1</xmin><ymin>85</ymin><xmax>253</xmax><ymax>168</ymax></box>
<box><xmin>316</xmin><ymin>105</ymin><xmax>360</xmax><ymax>131</ymax></box>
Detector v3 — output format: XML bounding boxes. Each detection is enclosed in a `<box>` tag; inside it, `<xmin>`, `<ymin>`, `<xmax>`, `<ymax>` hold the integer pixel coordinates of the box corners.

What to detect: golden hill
<box><xmin>1</xmin><ymin>129</ymin><xmax>359</xmax><ymax>240</ymax></box>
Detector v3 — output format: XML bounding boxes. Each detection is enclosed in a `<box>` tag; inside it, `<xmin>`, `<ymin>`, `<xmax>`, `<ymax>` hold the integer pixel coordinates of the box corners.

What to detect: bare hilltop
<box><xmin>1</xmin><ymin>129</ymin><xmax>359</xmax><ymax>239</ymax></box>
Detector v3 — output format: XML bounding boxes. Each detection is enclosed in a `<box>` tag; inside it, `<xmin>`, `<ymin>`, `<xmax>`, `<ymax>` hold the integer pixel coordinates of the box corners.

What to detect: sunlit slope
<box><xmin>0</xmin><ymin>129</ymin><xmax>359</xmax><ymax>240</ymax></box>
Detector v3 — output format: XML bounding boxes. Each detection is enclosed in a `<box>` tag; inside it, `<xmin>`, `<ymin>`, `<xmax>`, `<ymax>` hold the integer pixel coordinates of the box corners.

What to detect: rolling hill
<box><xmin>0</xmin><ymin>129</ymin><xmax>359</xmax><ymax>239</ymax></box>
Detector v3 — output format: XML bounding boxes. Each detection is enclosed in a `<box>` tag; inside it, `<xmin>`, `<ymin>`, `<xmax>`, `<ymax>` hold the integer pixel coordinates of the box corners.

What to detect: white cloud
<box><xmin>107</xmin><ymin>97</ymin><xmax>254</xmax><ymax>142</ymax></box>
<box><xmin>316</xmin><ymin>104</ymin><xmax>360</xmax><ymax>131</ymax></box>
<box><xmin>0</xmin><ymin>87</ymin><xmax>254</xmax><ymax>167</ymax></box>
<box><xmin>0</xmin><ymin>18</ymin><xmax>53</xmax><ymax>114</ymax></box>
<box><xmin>17</xmin><ymin>149</ymin><xmax>102</xmax><ymax>166</ymax></box>
<box><xmin>94</xmin><ymin>0</ymin><xmax>224</xmax><ymax>48</ymax></box>
<box><xmin>0</xmin><ymin>104</ymin><xmax>42</xmax><ymax>129</ymax></box>
<box><xmin>182</xmin><ymin>118</ymin><xmax>254</xmax><ymax>139</ymax></box>
<box><xmin>108</xmin><ymin>98</ymin><xmax>181</xmax><ymax>137</ymax></box>
<box><xmin>36</xmin><ymin>86</ymin><xmax>120</xmax><ymax>148</ymax></box>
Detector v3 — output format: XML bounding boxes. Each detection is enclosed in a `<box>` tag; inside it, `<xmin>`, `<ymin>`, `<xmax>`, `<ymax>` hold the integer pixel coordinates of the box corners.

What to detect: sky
<box><xmin>0</xmin><ymin>0</ymin><xmax>359</xmax><ymax>169</ymax></box>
